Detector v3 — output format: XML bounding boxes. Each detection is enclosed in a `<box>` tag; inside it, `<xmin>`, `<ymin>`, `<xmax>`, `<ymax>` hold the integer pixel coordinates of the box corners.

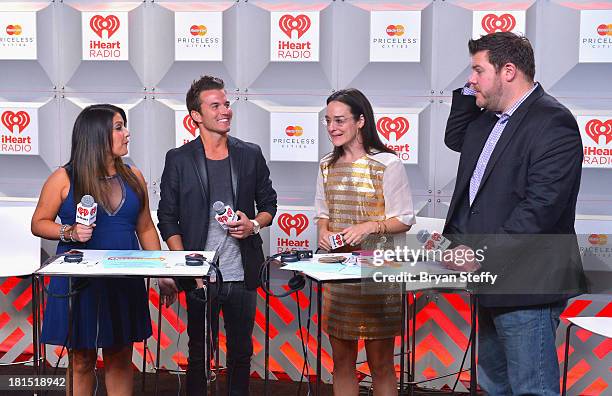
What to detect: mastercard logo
<box><xmin>6</xmin><ymin>24</ymin><xmax>22</xmax><ymax>35</ymax></box>
<box><xmin>190</xmin><ymin>25</ymin><xmax>207</xmax><ymax>36</ymax></box>
<box><xmin>588</xmin><ymin>234</ymin><xmax>608</xmax><ymax>246</ymax></box>
<box><xmin>597</xmin><ymin>24</ymin><xmax>612</xmax><ymax>36</ymax></box>
<box><xmin>285</xmin><ymin>126</ymin><xmax>303</xmax><ymax>137</ymax></box>
<box><xmin>386</xmin><ymin>24</ymin><xmax>405</xmax><ymax>37</ymax></box>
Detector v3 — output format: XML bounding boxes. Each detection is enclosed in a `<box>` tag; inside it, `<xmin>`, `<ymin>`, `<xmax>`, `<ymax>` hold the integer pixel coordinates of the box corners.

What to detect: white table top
<box><xmin>281</xmin><ymin>254</ymin><xmax>469</xmax><ymax>291</ymax></box>
<box><xmin>35</xmin><ymin>250</ymin><xmax>214</xmax><ymax>278</ymax></box>
<box><xmin>568</xmin><ymin>316</ymin><xmax>612</xmax><ymax>339</ymax></box>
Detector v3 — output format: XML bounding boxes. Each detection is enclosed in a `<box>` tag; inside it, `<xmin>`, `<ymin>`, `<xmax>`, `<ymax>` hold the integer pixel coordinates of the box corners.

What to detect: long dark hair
<box><xmin>325</xmin><ymin>88</ymin><xmax>394</xmax><ymax>166</ymax></box>
<box><xmin>66</xmin><ymin>104</ymin><xmax>145</xmax><ymax>210</ymax></box>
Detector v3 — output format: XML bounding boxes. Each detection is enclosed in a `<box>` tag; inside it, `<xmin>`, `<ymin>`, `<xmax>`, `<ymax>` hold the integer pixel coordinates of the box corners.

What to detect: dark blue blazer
<box><xmin>157</xmin><ymin>135</ymin><xmax>278</xmax><ymax>290</ymax></box>
<box><xmin>443</xmin><ymin>85</ymin><xmax>587</xmax><ymax>307</ymax></box>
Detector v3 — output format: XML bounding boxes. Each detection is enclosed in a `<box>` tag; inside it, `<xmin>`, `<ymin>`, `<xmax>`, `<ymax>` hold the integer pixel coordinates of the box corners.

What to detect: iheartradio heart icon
<box><xmin>78</xmin><ymin>207</ymin><xmax>89</xmax><ymax>216</ymax></box>
<box><xmin>1</xmin><ymin>110</ymin><xmax>30</xmax><ymax>133</ymax></box>
<box><xmin>585</xmin><ymin>119</ymin><xmax>612</xmax><ymax>145</ymax></box>
<box><xmin>285</xmin><ymin>125</ymin><xmax>303</xmax><ymax>137</ymax></box>
<box><xmin>277</xmin><ymin>213</ymin><xmax>309</xmax><ymax>237</ymax></box>
<box><xmin>481</xmin><ymin>13</ymin><xmax>516</xmax><ymax>34</ymax></box>
<box><xmin>377</xmin><ymin>117</ymin><xmax>409</xmax><ymax>141</ymax></box>
<box><xmin>90</xmin><ymin>15</ymin><xmax>120</xmax><ymax>39</ymax></box>
<box><xmin>279</xmin><ymin>14</ymin><xmax>311</xmax><ymax>39</ymax></box>
<box><xmin>6</xmin><ymin>24</ymin><xmax>22</xmax><ymax>36</ymax></box>
<box><xmin>183</xmin><ymin>115</ymin><xmax>198</xmax><ymax>137</ymax></box>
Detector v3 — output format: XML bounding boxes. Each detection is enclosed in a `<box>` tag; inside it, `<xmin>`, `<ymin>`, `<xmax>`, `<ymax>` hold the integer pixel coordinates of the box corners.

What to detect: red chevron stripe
<box><xmin>442</xmin><ymin>293</ymin><xmax>470</xmax><ymax>323</ymax></box>
<box><xmin>593</xmin><ymin>338</ymin><xmax>611</xmax><ymax>359</ymax></box>
<box><xmin>416</xmin><ymin>301</ymin><xmax>469</xmax><ymax>348</ymax></box>
<box><xmin>0</xmin><ymin>312</ymin><xmax>10</xmax><ymax>330</ymax></box>
<box><xmin>565</xmin><ymin>358</ymin><xmax>590</xmax><ymax>390</ymax></box>
<box><xmin>255</xmin><ymin>308</ymin><xmax>279</xmax><ymax>338</ymax></box>
<box><xmin>172</xmin><ymin>351</ymin><xmax>188</xmax><ymax>367</ymax></box>
<box><xmin>257</xmin><ymin>289</ymin><xmax>294</xmax><ymax>325</ymax></box>
<box><xmin>561</xmin><ymin>299</ymin><xmax>592</xmax><ymax>320</ymax></box>
<box><xmin>595</xmin><ymin>302</ymin><xmax>612</xmax><ymax>317</ymax></box>
<box><xmin>149</xmin><ymin>289</ymin><xmax>186</xmax><ymax>333</ymax></box>
<box><xmin>12</xmin><ymin>285</ymin><xmax>31</xmax><ymax>312</ymax></box>
<box><xmin>0</xmin><ymin>327</ymin><xmax>25</xmax><ymax>353</ymax></box>
<box><xmin>280</xmin><ymin>341</ymin><xmax>311</xmax><ymax>373</ymax></box>
<box><xmin>416</xmin><ymin>333</ymin><xmax>454</xmax><ymax>367</ymax></box>
<box><xmin>577</xmin><ymin>377</ymin><xmax>609</xmax><ymax>395</ymax></box>
<box><xmin>422</xmin><ymin>365</ymin><xmax>438</xmax><ymax>379</ymax></box>
<box><xmin>0</xmin><ymin>277</ymin><xmax>21</xmax><ymax>295</ymax></box>
<box><xmin>150</xmin><ymin>320</ymin><xmax>172</xmax><ymax>349</ymax></box>
<box><xmin>557</xmin><ymin>342</ymin><xmax>574</xmax><ymax>363</ymax></box>
<box><xmin>303</xmin><ymin>331</ymin><xmax>333</xmax><ymax>373</ymax></box>
<box><xmin>287</xmin><ymin>288</ymin><xmax>310</xmax><ymax>310</ymax></box>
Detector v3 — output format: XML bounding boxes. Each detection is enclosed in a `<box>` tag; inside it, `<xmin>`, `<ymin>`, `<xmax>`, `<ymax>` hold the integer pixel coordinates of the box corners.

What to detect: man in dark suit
<box><xmin>156</xmin><ymin>75</ymin><xmax>277</xmax><ymax>395</ymax></box>
<box><xmin>442</xmin><ymin>33</ymin><xmax>586</xmax><ymax>395</ymax></box>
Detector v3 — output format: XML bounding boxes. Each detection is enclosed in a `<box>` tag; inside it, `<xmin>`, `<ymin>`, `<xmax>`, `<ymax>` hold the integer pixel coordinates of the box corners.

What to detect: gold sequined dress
<box><xmin>315</xmin><ymin>152</ymin><xmax>415</xmax><ymax>340</ymax></box>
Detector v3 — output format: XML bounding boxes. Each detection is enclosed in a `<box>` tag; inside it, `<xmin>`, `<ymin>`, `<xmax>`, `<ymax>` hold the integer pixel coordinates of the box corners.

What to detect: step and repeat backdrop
<box><xmin>1</xmin><ymin>0</ymin><xmax>611</xmax><ymax>393</ymax></box>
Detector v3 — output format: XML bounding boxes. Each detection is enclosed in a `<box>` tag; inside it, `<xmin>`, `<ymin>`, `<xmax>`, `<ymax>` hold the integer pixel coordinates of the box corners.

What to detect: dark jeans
<box><xmin>185</xmin><ymin>281</ymin><xmax>257</xmax><ymax>396</ymax></box>
<box><xmin>478</xmin><ymin>300</ymin><xmax>567</xmax><ymax>396</ymax></box>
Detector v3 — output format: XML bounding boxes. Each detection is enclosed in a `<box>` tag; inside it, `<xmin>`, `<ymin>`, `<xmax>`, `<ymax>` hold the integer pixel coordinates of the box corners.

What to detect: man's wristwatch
<box><xmin>250</xmin><ymin>219</ymin><xmax>261</xmax><ymax>235</ymax></box>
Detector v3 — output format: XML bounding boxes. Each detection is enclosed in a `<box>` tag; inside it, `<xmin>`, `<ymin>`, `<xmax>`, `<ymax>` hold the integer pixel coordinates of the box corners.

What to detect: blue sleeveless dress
<box><xmin>41</xmin><ymin>171</ymin><xmax>152</xmax><ymax>349</ymax></box>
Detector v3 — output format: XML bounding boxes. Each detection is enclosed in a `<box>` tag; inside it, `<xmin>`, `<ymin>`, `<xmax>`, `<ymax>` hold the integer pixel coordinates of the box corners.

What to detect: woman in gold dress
<box><xmin>315</xmin><ymin>88</ymin><xmax>415</xmax><ymax>395</ymax></box>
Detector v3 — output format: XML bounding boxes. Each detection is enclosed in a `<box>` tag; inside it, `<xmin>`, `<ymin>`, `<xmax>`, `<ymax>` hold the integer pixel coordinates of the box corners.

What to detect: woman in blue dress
<box><xmin>31</xmin><ymin>104</ymin><xmax>168</xmax><ymax>395</ymax></box>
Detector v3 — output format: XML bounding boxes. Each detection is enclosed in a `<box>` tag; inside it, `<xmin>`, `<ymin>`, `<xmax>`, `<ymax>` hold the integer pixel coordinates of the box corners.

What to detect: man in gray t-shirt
<box><xmin>157</xmin><ymin>75</ymin><xmax>277</xmax><ymax>396</ymax></box>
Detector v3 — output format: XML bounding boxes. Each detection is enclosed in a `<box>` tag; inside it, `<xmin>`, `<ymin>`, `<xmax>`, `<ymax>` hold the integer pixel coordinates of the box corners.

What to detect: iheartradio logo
<box><xmin>1</xmin><ymin>111</ymin><xmax>30</xmax><ymax>133</ymax></box>
<box><xmin>278</xmin><ymin>213</ymin><xmax>308</xmax><ymax>237</ymax></box>
<box><xmin>588</xmin><ymin>233</ymin><xmax>608</xmax><ymax>246</ymax></box>
<box><xmin>377</xmin><ymin>117</ymin><xmax>409</xmax><ymax>141</ymax></box>
<box><xmin>190</xmin><ymin>25</ymin><xmax>207</xmax><ymax>36</ymax></box>
<box><xmin>183</xmin><ymin>115</ymin><xmax>198</xmax><ymax>137</ymax></box>
<box><xmin>78</xmin><ymin>206</ymin><xmax>97</xmax><ymax>217</ymax></box>
<box><xmin>90</xmin><ymin>15</ymin><xmax>120</xmax><ymax>39</ymax></box>
<box><xmin>481</xmin><ymin>13</ymin><xmax>516</xmax><ymax>34</ymax></box>
<box><xmin>285</xmin><ymin>125</ymin><xmax>303</xmax><ymax>137</ymax></box>
<box><xmin>585</xmin><ymin>119</ymin><xmax>612</xmax><ymax>145</ymax></box>
<box><xmin>597</xmin><ymin>24</ymin><xmax>612</xmax><ymax>36</ymax></box>
<box><xmin>386</xmin><ymin>24</ymin><xmax>405</xmax><ymax>37</ymax></box>
<box><xmin>279</xmin><ymin>14</ymin><xmax>311</xmax><ymax>39</ymax></box>
<box><xmin>6</xmin><ymin>24</ymin><xmax>22</xmax><ymax>35</ymax></box>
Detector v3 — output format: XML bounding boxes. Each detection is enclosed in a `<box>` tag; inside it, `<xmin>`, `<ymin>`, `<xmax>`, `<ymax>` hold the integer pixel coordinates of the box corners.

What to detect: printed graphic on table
<box><xmin>0</xmin><ymin>11</ymin><xmax>37</xmax><ymax>59</ymax></box>
<box><xmin>577</xmin><ymin>116</ymin><xmax>612</xmax><ymax>168</ymax></box>
<box><xmin>472</xmin><ymin>10</ymin><xmax>526</xmax><ymax>38</ymax></box>
<box><xmin>370</xmin><ymin>11</ymin><xmax>421</xmax><ymax>62</ymax></box>
<box><xmin>0</xmin><ymin>107</ymin><xmax>38</xmax><ymax>155</ymax></box>
<box><xmin>270</xmin><ymin>209</ymin><xmax>316</xmax><ymax>254</ymax></box>
<box><xmin>175</xmin><ymin>111</ymin><xmax>199</xmax><ymax>147</ymax></box>
<box><xmin>375</xmin><ymin>113</ymin><xmax>418</xmax><ymax>164</ymax></box>
<box><xmin>270</xmin><ymin>11</ymin><xmax>319</xmax><ymax>62</ymax></box>
<box><xmin>175</xmin><ymin>11</ymin><xmax>222</xmax><ymax>61</ymax></box>
<box><xmin>579</xmin><ymin>10</ymin><xmax>612</xmax><ymax>63</ymax></box>
<box><xmin>270</xmin><ymin>112</ymin><xmax>318</xmax><ymax>162</ymax></box>
<box><xmin>82</xmin><ymin>12</ymin><xmax>128</xmax><ymax>60</ymax></box>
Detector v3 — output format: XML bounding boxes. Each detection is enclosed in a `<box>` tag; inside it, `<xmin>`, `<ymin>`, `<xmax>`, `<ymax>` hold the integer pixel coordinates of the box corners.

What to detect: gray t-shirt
<box><xmin>204</xmin><ymin>157</ymin><xmax>244</xmax><ymax>281</ymax></box>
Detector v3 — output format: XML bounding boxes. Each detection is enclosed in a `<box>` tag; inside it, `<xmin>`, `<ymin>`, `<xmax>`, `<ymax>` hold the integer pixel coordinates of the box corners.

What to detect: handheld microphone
<box><xmin>76</xmin><ymin>195</ymin><xmax>97</xmax><ymax>226</ymax></box>
<box><xmin>416</xmin><ymin>229</ymin><xmax>452</xmax><ymax>252</ymax></box>
<box><xmin>328</xmin><ymin>232</ymin><xmax>346</xmax><ymax>250</ymax></box>
<box><xmin>213</xmin><ymin>200</ymin><xmax>238</xmax><ymax>230</ymax></box>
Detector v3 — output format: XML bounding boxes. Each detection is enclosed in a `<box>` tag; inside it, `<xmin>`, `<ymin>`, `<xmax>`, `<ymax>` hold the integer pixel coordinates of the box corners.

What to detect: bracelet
<box><xmin>68</xmin><ymin>227</ymin><xmax>76</xmax><ymax>242</ymax></box>
<box><xmin>380</xmin><ymin>220</ymin><xmax>387</xmax><ymax>235</ymax></box>
<box><xmin>59</xmin><ymin>224</ymin><xmax>70</xmax><ymax>243</ymax></box>
<box><xmin>376</xmin><ymin>221</ymin><xmax>382</xmax><ymax>235</ymax></box>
